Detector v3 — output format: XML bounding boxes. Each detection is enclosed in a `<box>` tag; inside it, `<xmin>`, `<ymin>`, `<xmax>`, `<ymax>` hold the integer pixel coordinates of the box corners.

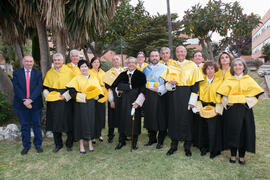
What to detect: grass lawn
<box><xmin>1</xmin><ymin>99</ymin><xmax>270</xmax><ymax>180</ymax></box>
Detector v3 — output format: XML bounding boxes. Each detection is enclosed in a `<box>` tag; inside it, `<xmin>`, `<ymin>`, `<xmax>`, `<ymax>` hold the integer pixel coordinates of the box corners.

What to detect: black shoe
<box><xmin>80</xmin><ymin>151</ymin><xmax>86</xmax><ymax>154</ymax></box>
<box><xmin>166</xmin><ymin>148</ymin><xmax>177</xmax><ymax>156</ymax></box>
<box><xmin>156</xmin><ymin>143</ymin><xmax>163</xmax><ymax>149</ymax></box>
<box><xmin>108</xmin><ymin>138</ymin><xmax>113</xmax><ymax>143</ymax></box>
<box><xmin>210</xmin><ymin>152</ymin><xmax>216</xmax><ymax>159</ymax></box>
<box><xmin>229</xmin><ymin>157</ymin><xmax>236</xmax><ymax>163</ymax></box>
<box><xmin>66</xmin><ymin>147</ymin><xmax>72</xmax><ymax>152</ymax></box>
<box><xmin>92</xmin><ymin>140</ymin><xmax>96</xmax><ymax>144</ymax></box>
<box><xmin>185</xmin><ymin>149</ymin><xmax>192</xmax><ymax>157</ymax></box>
<box><xmin>115</xmin><ymin>142</ymin><xmax>126</xmax><ymax>150</ymax></box>
<box><xmin>200</xmin><ymin>148</ymin><xmax>208</xmax><ymax>156</ymax></box>
<box><xmin>238</xmin><ymin>159</ymin><xmax>245</xmax><ymax>165</ymax></box>
<box><xmin>144</xmin><ymin>140</ymin><xmax>157</xmax><ymax>146</ymax></box>
<box><xmin>52</xmin><ymin>146</ymin><xmax>62</xmax><ymax>153</ymax></box>
<box><xmin>21</xmin><ymin>148</ymin><xmax>30</xmax><ymax>155</ymax></box>
<box><xmin>99</xmin><ymin>137</ymin><xmax>104</xmax><ymax>142</ymax></box>
<box><xmin>36</xmin><ymin>147</ymin><xmax>43</xmax><ymax>153</ymax></box>
<box><xmin>132</xmin><ymin>143</ymin><xmax>138</xmax><ymax>150</ymax></box>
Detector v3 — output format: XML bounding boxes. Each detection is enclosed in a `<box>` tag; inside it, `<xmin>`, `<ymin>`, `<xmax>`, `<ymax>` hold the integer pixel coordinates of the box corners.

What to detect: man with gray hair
<box><xmin>160</xmin><ymin>47</ymin><xmax>175</xmax><ymax>66</ymax></box>
<box><xmin>66</xmin><ymin>49</ymin><xmax>81</xmax><ymax>76</ymax></box>
<box><xmin>111</xmin><ymin>57</ymin><xmax>146</xmax><ymax>150</ymax></box>
<box><xmin>43</xmin><ymin>53</ymin><xmax>75</xmax><ymax>152</ymax></box>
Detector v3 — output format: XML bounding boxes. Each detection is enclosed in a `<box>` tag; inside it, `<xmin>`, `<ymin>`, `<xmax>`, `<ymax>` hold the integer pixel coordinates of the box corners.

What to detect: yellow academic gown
<box><xmin>215</xmin><ymin>67</ymin><xmax>232</xmax><ymax>81</ymax></box>
<box><xmin>43</xmin><ymin>64</ymin><xmax>75</xmax><ymax>133</ymax></box>
<box><xmin>66</xmin><ymin>74</ymin><xmax>103</xmax><ymax>141</ymax></box>
<box><xmin>217</xmin><ymin>75</ymin><xmax>264</xmax><ymax>153</ymax></box>
<box><xmin>160</xmin><ymin>59</ymin><xmax>176</xmax><ymax>66</ymax></box>
<box><xmin>136</xmin><ymin>62</ymin><xmax>148</xmax><ymax>71</ymax></box>
<box><xmin>160</xmin><ymin>60</ymin><xmax>204</xmax><ymax>141</ymax></box>
<box><xmin>197</xmin><ymin>75</ymin><xmax>223</xmax><ymax>154</ymax></box>
<box><xmin>66</xmin><ymin>62</ymin><xmax>81</xmax><ymax>76</ymax></box>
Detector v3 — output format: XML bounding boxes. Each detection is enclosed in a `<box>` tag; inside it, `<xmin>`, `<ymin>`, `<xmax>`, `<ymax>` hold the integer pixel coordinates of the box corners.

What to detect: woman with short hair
<box><xmin>66</xmin><ymin>60</ymin><xmax>104</xmax><ymax>153</ymax></box>
<box><xmin>197</xmin><ymin>61</ymin><xmax>223</xmax><ymax>159</ymax></box>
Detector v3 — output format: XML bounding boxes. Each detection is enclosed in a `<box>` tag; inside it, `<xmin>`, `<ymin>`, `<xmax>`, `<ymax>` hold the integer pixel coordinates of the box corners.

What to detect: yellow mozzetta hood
<box><xmin>215</xmin><ymin>67</ymin><xmax>232</xmax><ymax>81</ymax></box>
<box><xmin>217</xmin><ymin>75</ymin><xmax>264</xmax><ymax>103</ymax></box>
<box><xmin>43</xmin><ymin>64</ymin><xmax>75</xmax><ymax>89</ymax></box>
<box><xmin>136</xmin><ymin>62</ymin><xmax>148</xmax><ymax>71</ymax></box>
<box><xmin>199</xmin><ymin>76</ymin><xmax>222</xmax><ymax>104</ymax></box>
<box><xmin>161</xmin><ymin>60</ymin><xmax>204</xmax><ymax>86</ymax></box>
<box><xmin>66</xmin><ymin>74</ymin><xmax>103</xmax><ymax>100</ymax></box>
<box><xmin>160</xmin><ymin>59</ymin><xmax>176</xmax><ymax>66</ymax></box>
<box><xmin>103</xmin><ymin>67</ymin><xmax>125</xmax><ymax>86</ymax></box>
<box><xmin>88</xmin><ymin>68</ymin><xmax>108</xmax><ymax>103</ymax></box>
<box><xmin>66</xmin><ymin>63</ymin><xmax>81</xmax><ymax>76</ymax></box>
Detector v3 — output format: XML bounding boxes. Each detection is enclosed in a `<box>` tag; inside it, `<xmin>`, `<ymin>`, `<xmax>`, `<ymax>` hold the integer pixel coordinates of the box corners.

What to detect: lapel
<box><xmin>20</xmin><ymin>68</ymin><xmax>26</xmax><ymax>89</ymax></box>
<box><xmin>30</xmin><ymin>68</ymin><xmax>35</xmax><ymax>92</ymax></box>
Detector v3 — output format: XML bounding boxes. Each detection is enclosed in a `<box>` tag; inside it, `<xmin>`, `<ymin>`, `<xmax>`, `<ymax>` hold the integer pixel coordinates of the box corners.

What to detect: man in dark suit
<box><xmin>12</xmin><ymin>55</ymin><xmax>43</xmax><ymax>155</ymax></box>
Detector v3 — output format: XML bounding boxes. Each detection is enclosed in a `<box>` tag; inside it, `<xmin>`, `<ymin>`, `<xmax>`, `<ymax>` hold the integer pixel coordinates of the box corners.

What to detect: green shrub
<box><xmin>100</xmin><ymin>61</ymin><xmax>113</xmax><ymax>72</ymax></box>
<box><xmin>0</xmin><ymin>91</ymin><xmax>14</xmax><ymax>125</ymax></box>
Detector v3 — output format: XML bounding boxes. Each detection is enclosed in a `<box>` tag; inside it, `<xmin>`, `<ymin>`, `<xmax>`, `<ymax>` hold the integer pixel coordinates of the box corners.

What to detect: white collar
<box><xmin>115</xmin><ymin>67</ymin><xmax>121</xmax><ymax>73</ymax></box>
<box><xmin>71</xmin><ymin>62</ymin><xmax>77</xmax><ymax>67</ymax></box>
<box><xmin>207</xmin><ymin>76</ymin><xmax>214</xmax><ymax>83</ymax></box>
<box><xmin>127</xmin><ymin>70</ymin><xmax>135</xmax><ymax>75</ymax></box>
<box><xmin>24</xmin><ymin>68</ymin><xmax>32</xmax><ymax>72</ymax></box>
<box><xmin>138</xmin><ymin>63</ymin><xmax>144</xmax><ymax>68</ymax></box>
<box><xmin>235</xmin><ymin>73</ymin><xmax>243</xmax><ymax>80</ymax></box>
<box><xmin>177</xmin><ymin>59</ymin><xmax>186</xmax><ymax>66</ymax></box>
<box><xmin>84</xmin><ymin>74</ymin><xmax>90</xmax><ymax>79</ymax></box>
<box><xmin>197</xmin><ymin>63</ymin><xmax>203</xmax><ymax>68</ymax></box>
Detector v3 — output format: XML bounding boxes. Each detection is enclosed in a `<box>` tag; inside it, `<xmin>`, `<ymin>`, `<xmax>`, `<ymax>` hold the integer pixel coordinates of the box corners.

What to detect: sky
<box><xmin>130</xmin><ymin>0</ymin><xmax>269</xmax><ymax>19</ymax></box>
<box><xmin>130</xmin><ymin>0</ymin><xmax>270</xmax><ymax>42</ymax></box>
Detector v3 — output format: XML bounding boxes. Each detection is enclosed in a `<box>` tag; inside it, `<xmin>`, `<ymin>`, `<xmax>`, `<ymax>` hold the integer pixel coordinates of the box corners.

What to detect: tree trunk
<box><xmin>0</xmin><ymin>69</ymin><xmax>14</xmax><ymax>103</ymax></box>
<box><xmin>200</xmin><ymin>38</ymin><xmax>210</xmax><ymax>60</ymax></box>
<box><xmin>55</xmin><ymin>30</ymin><xmax>66</xmax><ymax>62</ymax></box>
<box><xmin>35</xmin><ymin>14</ymin><xmax>50</xmax><ymax>77</ymax></box>
<box><xmin>83</xmin><ymin>48</ymin><xmax>89</xmax><ymax>61</ymax></box>
<box><xmin>14</xmin><ymin>40</ymin><xmax>24</xmax><ymax>68</ymax></box>
<box><xmin>205</xmin><ymin>37</ymin><xmax>214</xmax><ymax>61</ymax></box>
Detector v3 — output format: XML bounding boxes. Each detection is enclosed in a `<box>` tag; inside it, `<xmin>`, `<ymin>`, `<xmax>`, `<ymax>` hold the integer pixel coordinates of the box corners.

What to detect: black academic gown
<box><xmin>143</xmin><ymin>88</ymin><xmax>167</xmax><ymax>131</ymax></box>
<box><xmin>223</xmin><ymin>104</ymin><xmax>256</xmax><ymax>153</ymax></box>
<box><xmin>105</xmin><ymin>84</ymin><xmax>121</xmax><ymax>129</ymax></box>
<box><xmin>167</xmin><ymin>83</ymin><xmax>199</xmax><ymax>141</ymax></box>
<box><xmin>198</xmin><ymin>102</ymin><xmax>222</xmax><ymax>154</ymax></box>
<box><xmin>68</xmin><ymin>88</ymin><xmax>96</xmax><ymax>141</ymax></box>
<box><xmin>45</xmin><ymin>87</ymin><xmax>73</xmax><ymax>133</ymax></box>
<box><xmin>111</xmin><ymin>69</ymin><xmax>146</xmax><ymax>136</ymax></box>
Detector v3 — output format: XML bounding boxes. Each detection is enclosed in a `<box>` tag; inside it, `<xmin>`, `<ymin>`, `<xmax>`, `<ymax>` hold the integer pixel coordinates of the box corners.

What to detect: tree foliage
<box><xmin>124</xmin><ymin>13</ymin><xmax>185</xmax><ymax>57</ymax></box>
<box><xmin>263</xmin><ymin>44</ymin><xmax>270</xmax><ymax>61</ymax></box>
<box><xmin>181</xmin><ymin>0</ymin><xmax>261</xmax><ymax>60</ymax></box>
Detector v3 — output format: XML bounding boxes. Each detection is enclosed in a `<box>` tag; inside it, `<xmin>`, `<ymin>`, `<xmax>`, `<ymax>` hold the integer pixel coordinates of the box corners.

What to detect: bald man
<box><xmin>161</xmin><ymin>46</ymin><xmax>203</xmax><ymax>156</ymax></box>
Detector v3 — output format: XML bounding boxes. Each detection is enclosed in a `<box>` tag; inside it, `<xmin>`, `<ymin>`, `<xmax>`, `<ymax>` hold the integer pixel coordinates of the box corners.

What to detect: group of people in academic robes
<box><xmin>13</xmin><ymin>46</ymin><xmax>264</xmax><ymax>165</ymax></box>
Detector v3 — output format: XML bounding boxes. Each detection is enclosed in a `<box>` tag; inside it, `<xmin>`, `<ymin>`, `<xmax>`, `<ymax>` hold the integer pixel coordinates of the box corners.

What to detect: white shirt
<box><xmin>127</xmin><ymin>70</ymin><xmax>135</xmax><ymax>75</ymax></box>
<box><xmin>207</xmin><ymin>76</ymin><xmax>214</xmax><ymax>84</ymax></box>
<box><xmin>177</xmin><ymin>60</ymin><xmax>186</xmax><ymax>66</ymax></box>
<box><xmin>235</xmin><ymin>73</ymin><xmax>243</xmax><ymax>80</ymax></box>
<box><xmin>197</xmin><ymin>63</ymin><xmax>203</xmax><ymax>68</ymax></box>
<box><xmin>139</xmin><ymin>63</ymin><xmax>145</xmax><ymax>68</ymax></box>
<box><xmin>84</xmin><ymin>74</ymin><xmax>90</xmax><ymax>79</ymax></box>
<box><xmin>71</xmin><ymin>63</ymin><xmax>77</xmax><ymax>67</ymax></box>
<box><xmin>24</xmin><ymin>68</ymin><xmax>32</xmax><ymax>79</ymax></box>
<box><xmin>115</xmin><ymin>67</ymin><xmax>121</xmax><ymax>74</ymax></box>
